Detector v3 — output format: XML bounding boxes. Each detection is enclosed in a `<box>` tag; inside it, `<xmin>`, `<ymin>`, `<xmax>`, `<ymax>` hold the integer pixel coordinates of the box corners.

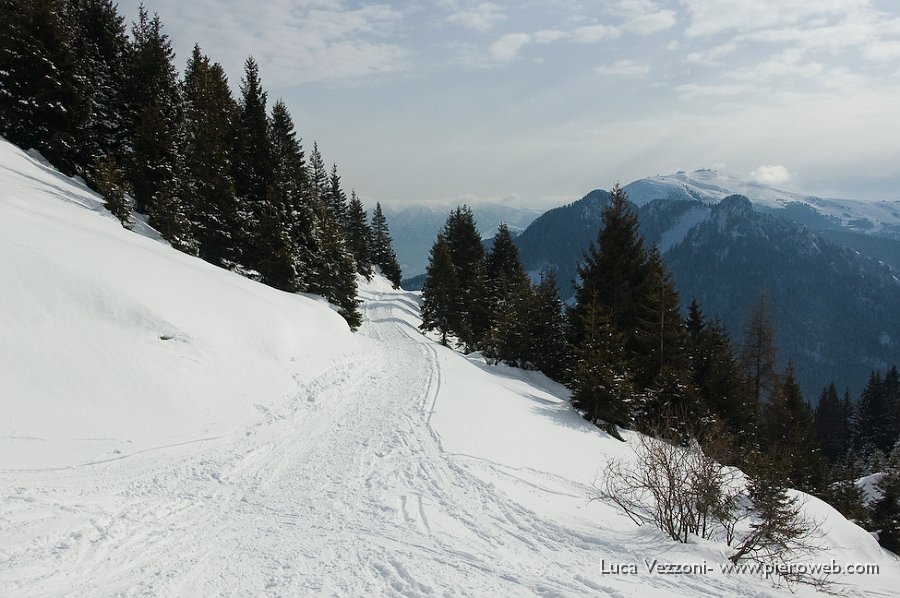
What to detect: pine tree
<box><xmin>760</xmin><ymin>365</ymin><xmax>827</xmax><ymax>492</ymax></box>
<box><xmin>526</xmin><ymin>269</ymin><xmax>570</xmax><ymax>380</ymax></box>
<box><xmin>570</xmin><ymin>296</ymin><xmax>633</xmax><ymax>440</ymax></box>
<box><xmin>420</xmin><ymin>234</ymin><xmax>459</xmax><ymax>346</ymax></box>
<box><xmin>688</xmin><ymin>305</ymin><xmax>756</xmax><ymax>451</ymax></box>
<box><xmin>307</xmin><ymin>201</ymin><xmax>361</xmax><ymax>329</ymax></box>
<box><xmin>370</xmin><ymin>202</ymin><xmax>402</xmax><ymax>288</ymax></box>
<box><xmin>740</xmin><ymin>294</ymin><xmax>779</xmax><ymax>407</ymax></box>
<box><xmin>93</xmin><ymin>154</ymin><xmax>131</xmax><ymax>228</ymax></box>
<box><xmin>0</xmin><ymin>0</ymin><xmax>89</xmax><ymax>173</ymax></box>
<box><xmin>254</xmin><ymin>99</ymin><xmax>308</xmax><ymax>292</ymax></box>
<box><xmin>125</xmin><ymin>7</ymin><xmax>180</xmax><ymax>213</ymax></box>
<box><xmin>121</xmin><ymin>6</ymin><xmax>195</xmax><ymax>253</ymax></box>
<box><xmin>232</xmin><ymin>56</ymin><xmax>271</xmax><ymax>271</ymax></box>
<box><xmin>324</xmin><ymin>163</ymin><xmax>348</xmax><ymax>226</ymax></box>
<box><xmin>345</xmin><ymin>192</ymin><xmax>373</xmax><ymax>278</ymax></box>
<box><xmin>486</xmin><ymin>224</ymin><xmax>530</xmax><ymax>301</ymax></box>
<box><xmin>568</xmin><ymin>184</ymin><xmax>686</xmax><ymax>432</ymax></box>
<box><xmin>853</xmin><ymin>371</ymin><xmax>898</xmax><ymax>456</ymax></box>
<box><xmin>686</xmin><ymin>298</ymin><xmax>705</xmax><ymax>338</ymax></box>
<box><xmin>441</xmin><ymin>206</ymin><xmax>488</xmax><ymax>350</ymax></box>
<box><xmin>815</xmin><ymin>383</ymin><xmax>850</xmax><ymax>463</ymax></box>
<box><xmin>68</xmin><ymin>0</ymin><xmax>130</xmax><ymax>172</ymax></box>
<box><xmin>482</xmin><ymin>223</ymin><xmax>533</xmax><ymax>365</ymax></box>
<box><xmin>182</xmin><ymin>45</ymin><xmax>242</xmax><ymax>266</ymax></box>
<box><xmin>871</xmin><ymin>448</ymin><xmax>900</xmax><ymax>552</ymax></box>
<box><xmin>268</xmin><ymin>99</ymin><xmax>319</xmax><ymax>291</ymax></box>
<box><xmin>569</xmin><ymin>184</ymin><xmax>649</xmax><ymax>348</ymax></box>
<box><xmin>634</xmin><ymin>246</ymin><xmax>688</xmax><ymax>391</ymax></box>
<box><xmin>308</xmin><ymin>142</ymin><xmax>328</xmax><ymax>203</ymax></box>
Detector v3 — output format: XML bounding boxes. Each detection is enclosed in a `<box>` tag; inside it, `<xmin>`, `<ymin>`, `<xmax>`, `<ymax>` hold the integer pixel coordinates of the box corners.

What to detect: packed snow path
<box><xmin>1</xmin><ymin>288</ymin><xmax>896</xmax><ymax>597</ymax></box>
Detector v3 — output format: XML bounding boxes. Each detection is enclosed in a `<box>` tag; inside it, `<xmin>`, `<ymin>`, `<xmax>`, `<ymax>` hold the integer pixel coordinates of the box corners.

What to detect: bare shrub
<box><xmin>592</xmin><ymin>429</ymin><xmax>830</xmax><ymax>589</ymax></box>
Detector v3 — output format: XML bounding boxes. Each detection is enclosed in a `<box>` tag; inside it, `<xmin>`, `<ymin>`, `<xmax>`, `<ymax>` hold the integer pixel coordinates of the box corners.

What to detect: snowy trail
<box><xmin>1</xmin><ymin>288</ymin><xmax>895</xmax><ymax>597</ymax></box>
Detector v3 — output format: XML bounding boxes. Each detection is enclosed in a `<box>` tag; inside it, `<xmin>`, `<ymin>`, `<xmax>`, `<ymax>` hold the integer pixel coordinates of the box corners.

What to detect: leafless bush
<box><xmin>592</xmin><ymin>430</ymin><xmax>831</xmax><ymax>590</ymax></box>
<box><xmin>592</xmin><ymin>432</ymin><xmax>741</xmax><ymax>543</ymax></box>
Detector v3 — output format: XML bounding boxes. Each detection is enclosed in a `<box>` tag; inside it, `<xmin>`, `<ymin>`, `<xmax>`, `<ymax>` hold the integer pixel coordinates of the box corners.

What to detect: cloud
<box><xmin>572</xmin><ymin>24</ymin><xmax>621</xmax><ymax>44</ymax></box>
<box><xmin>863</xmin><ymin>39</ymin><xmax>900</xmax><ymax>62</ymax></box>
<box><xmin>595</xmin><ymin>59</ymin><xmax>651</xmax><ymax>77</ymax></box>
<box><xmin>489</xmin><ymin>33</ymin><xmax>531</xmax><ymax>61</ymax></box>
<box><xmin>444</xmin><ymin>2</ymin><xmax>505</xmax><ymax>33</ymax></box>
<box><xmin>751</xmin><ymin>164</ymin><xmax>793</xmax><ymax>186</ymax></box>
<box><xmin>685</xmin><ymin>41</ymin><xmax>738</xmax><ymax>66</ymax></box>
<box><xmin>679</xmin><ymin>0</ymin><xmax>872</xmax><ymax>37</ymax></box>
<box><xmin>534</xmin><ymin>29</ymin><xmax>569</xmax><ymax>44</ymax></box>
<box><xmin>624</xmin><ymin>10</ymin><xmax>677</xmax><ymax>35</ymax></box>
<box><xmin>726</xmin><ymin>48</ymin><xmax>825</xmax><ymax>84</ymax></box>
<box><xmin>119</xmin><ymin>0</ymin><xmax>409</xmax><ymax>87</ymax></box>
<box><xmin>674</xmin><ymin>82</ymin><xmax>756</xmax><ymax>99</ymax></box>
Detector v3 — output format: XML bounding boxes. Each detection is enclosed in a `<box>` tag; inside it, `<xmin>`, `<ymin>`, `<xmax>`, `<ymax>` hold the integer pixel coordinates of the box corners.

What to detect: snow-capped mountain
<box><xmin>625</xmin><ymin>169</ymin><xmax>900</xmax><ymax>239</ymax></box>
<box><xmin>512</xmin><ymin>187</ymin><xmax>900</xmax><ymax>400</ymax></box>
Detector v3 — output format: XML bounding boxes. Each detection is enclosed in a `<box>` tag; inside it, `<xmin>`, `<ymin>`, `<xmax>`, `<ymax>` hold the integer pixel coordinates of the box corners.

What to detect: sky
<box><xmin>117</xmin><ymin>1</ymin><xmax>900</xmax><ymax>207</ymax></box>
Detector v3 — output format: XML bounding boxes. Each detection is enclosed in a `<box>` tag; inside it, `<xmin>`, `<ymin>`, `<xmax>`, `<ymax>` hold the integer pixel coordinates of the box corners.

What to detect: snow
<box><xmin>625</xmin><ymin>169</ymin><xmax>900</xmax><ymax>236</ymax></box>
<box><xmin>1</xmin><ymin>136</ymin><xmax>899</xmax><ymax>596</ymax></box>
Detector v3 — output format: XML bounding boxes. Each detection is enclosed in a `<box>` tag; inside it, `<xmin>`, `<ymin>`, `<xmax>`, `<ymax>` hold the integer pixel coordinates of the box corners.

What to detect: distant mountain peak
<box><xmin>625</xmin><ymin>170</ymin><xmax>900</xmax><ymax>240</ymax></box>
<box><xmin>714</xmin><ymin>194</ymin><xmax>754</xmax><ymax>220</ymax></box>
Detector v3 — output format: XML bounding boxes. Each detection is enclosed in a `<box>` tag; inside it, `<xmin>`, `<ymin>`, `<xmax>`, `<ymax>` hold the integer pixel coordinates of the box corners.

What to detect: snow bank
<box><xmin>0</xmin><ymin>137</ymin><xmax>362</xmax><ymax>468</ymax></box>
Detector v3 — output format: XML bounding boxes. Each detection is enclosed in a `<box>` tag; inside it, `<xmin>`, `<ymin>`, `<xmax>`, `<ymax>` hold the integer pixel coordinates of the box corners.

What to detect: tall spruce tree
<box><xmin>306</xmin><ymin>201</ymin><xmax>361</xmax><ymax>329</ymax></box>
<box><xmin>232</xmin><ymin>56</ymin><xmax>271</xmax><ymax>271</ymax></box>
<box><xmin>256</xmin><ymin>99</ymin><xmax>308</xmax><ymax>292</ymax></box>
<box><xmin>441</xmin><ymin>206</ymin><xmax>488</xmax><ymax>350</ymax></box>
<box><xmin>483</xmin><ymin>223</ymin><xmax>532</xmax><ymax>365</ymax></box>
<box><xmin>634</xmin><ymin>247</ymin><xmax>692</xmax><ymax>434</ymax></box>
<box><xmin>570</xmin><ymin>296</ymin><xmax>633</xmax><ymax>440</ymax></box>
<box><xmin>740</xmin><ymin>294</ymin><xmax>779</xmax><ymax>407</ymax></box>
<box><xmin>815</xmin><ymin>383</ymin><xmax>851</xmax><ymax>464</ymax></box>
<box><xmin>126</xmin><ymin>7</ymin><xmax>179</xmax><ymax>212</ymax></box>
<box><xmin>420</xmin><ymin>234</ymin><xmax>459</xmax><ymax>346</ymax></box>
<box><xmin>569</xmin><ymin>184</ymin><xmax>649</xmax><ymax>348</ymax></box>
<box><xmin>308</xmin><ymin>142</ymin><xmax>328</xmax><ymax>203</ymax></box>
<box><xmin>853</xmin><ymin>371</ymin><xmax>898</xmax><ymax>455</ymax></box>
<box><xmin>68</xmin><ymin>0</ymin><xmax>130</xmax><ymax>173</ymax></box>
<box><xmin>760</xmin><ymin>365</ymin><xmax>827</xmax><ymax>492</ymax></box>
<box><xmin>871</xmin><ymin>448</ymin><xmax>900</xmax><ymax>552</ymax></box>
<box><xmin>346</xmin><ymin>192</ymin><xmax>373</xmax><ymax>278</ymax></box>
<box><xmin>268</xmin><ymin>100</ymin><xmax>319</xmax><ymax>291</ymax></box>
<box><xmin>325</xmin><ymin>163</ymin><xmax>348</xmax><ymax>226</ymax></box>
<box><xmin>636</xmin><ymin>247</ymin><xmax>688</xmax><ymax>387</ymax></box>
<box><xmin>0</xmin><ymin>0</ymin><xmax>89</xmax><ymax>173</ymax></box>
<box><xmin>569</xmin><ymin>184</ymin><xmax>676</xmax><ymax>432</ymax></box>
<box><xmin>182</xmin><ymin>45</ymin><xmax>241</xmax><ymax>266</ymax></box>
<box><xmin>125</xmin><ymin>7</ymin><xmax>194</xmax><ymax>251</ymax></box>
<box><xmin>370</xmin><ymin>202</ymin><xmax>402</xmax><ymax>288</ymax></box>
<box><xmin>687</xmin><ymin>303</ymin><xmax>756</xmax><ymax>451</ymax></box>
<box><xmin>527</xmin><ymin>269</ymin><xmax>570</xmax><ymax>380</ymax></box>
<box><xmin>93</xmin><ymin>154</ymin><xmax>131</xmax><ymax>227</ymax></box>
<box><xmin>701</xmin><ymin>323</ymin><xmax>756</xmax><ymax>446</ymax></box>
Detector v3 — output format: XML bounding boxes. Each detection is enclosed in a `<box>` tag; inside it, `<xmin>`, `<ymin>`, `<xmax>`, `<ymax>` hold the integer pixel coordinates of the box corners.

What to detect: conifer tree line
<box><xmin>419</xmin><ymin>184</ymin><xmax>900</xmax><ymax>551</ymax></box>
<box><xmin>0</xmin><ymin>0</ymin><xmax>402</xmax><ymax>328</ymax></box>
<box><xmin>420</xmin><ymin>207</ymin><xmax>568</xmax><ymax>379</ymax></box>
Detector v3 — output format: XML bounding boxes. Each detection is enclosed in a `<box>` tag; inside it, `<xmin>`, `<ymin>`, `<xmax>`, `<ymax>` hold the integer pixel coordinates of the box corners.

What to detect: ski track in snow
<box><xmin>0</xmin><ymin>289</ymin><xmax>893</xmax><ymax>597</ymax></box>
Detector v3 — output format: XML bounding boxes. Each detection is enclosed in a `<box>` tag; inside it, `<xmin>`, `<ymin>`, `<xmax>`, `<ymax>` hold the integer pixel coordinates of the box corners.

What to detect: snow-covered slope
<box><xmin>1</xmin><ymin>137</ymin><xmax>898</xmax><ymax>596</ymax></box>
<box><xmin>625</xmin><ymin>169</ymin><xmax>900</xmax><ymax>238</ymax></box>
<box><xmin>0</xmin><ymin>136</ymin><xmax>362</xmax><ymax>469</ymax></box>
